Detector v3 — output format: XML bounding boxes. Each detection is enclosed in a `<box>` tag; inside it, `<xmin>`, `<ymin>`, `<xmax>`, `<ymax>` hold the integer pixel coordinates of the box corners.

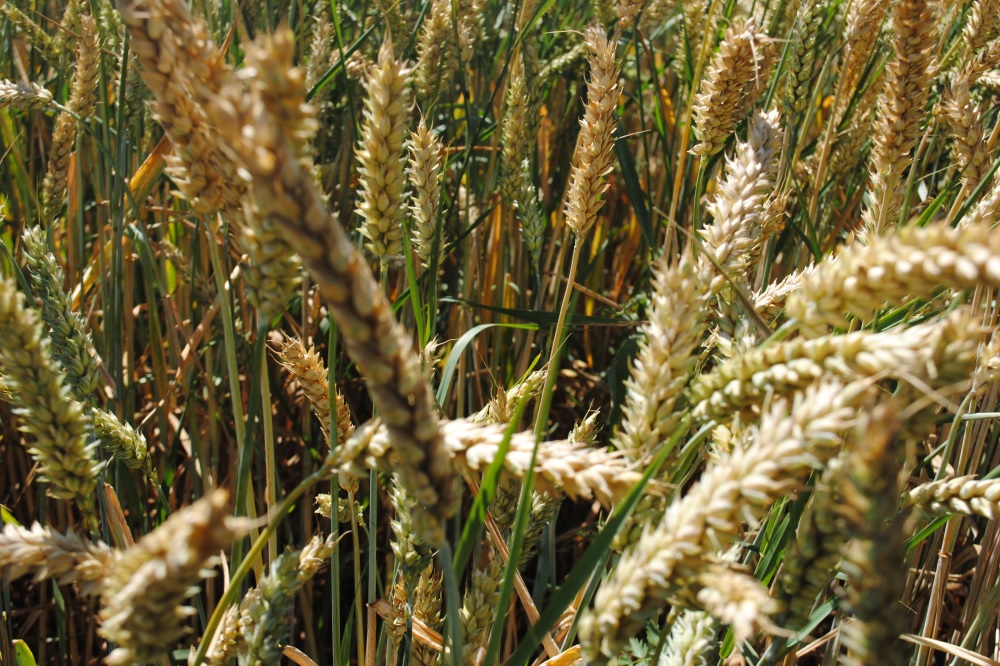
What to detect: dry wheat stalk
<box><xmin>563</xmin><ymin>24</ymin><xmax>620</xmax><ymax>237</ymax></box>
<box><xmin>276</xmin><ymin>335</ymin><xmax>354</xmax><ymax>449</ymax></box>
<box><xmin>41</xmin><ymin>13</ymin><xmax>99</xmax><ymax>224</ymax></box>
<box><xmin>0</xmin><ymin>80</ymin><xmax>53</xmax><ymax>111</ymax></box>
<box><xmin>356</xmin><ymin>37</ymin><xmax>410</xmax><ymax>262</ymax></box>
<box><xmin>901</xmin><ymin>476</ymin><xmax>1000</xmax><ymax>519</ymax></box>
<box><xmin>581</xmin><ymin>382</ymin><xmax>862</xmax><ymax>662</ymax></box>
<box><xmin>691</xmin><ymin>19</ymin><xmax>774</xmax><ymax>156</ymax></box>
<box><xmin>786</xmin><ymin>222</ymin><xmax>1000</xmax><ymax>335</ymax></box>
<box><xmin>99</xmin><ymin>490</ymin><xmax>243</xmax><ymax>665</ymax></box>
<box><xmin>858</xmin><ymin>0</ymin><xmax>937</xmax><ymax>243</ymax></box>
<box><xmin>838</xmin><ymin>403</ymin><xmax>908</xmax><ymax>666</ymax></box>
<box><xmin>408</xmin><ymin>119</ymin><xmax>446</xmax><ymax>269</ymax></box>
<box><xmin>0</xmin><ymin>278</ymin><xmax>99</xmax><ymax>525</ymax></box>
<box><xmin>0</xmin><ymin>522</ymin><xmax>114</xmax><ymax>596</ymax></box>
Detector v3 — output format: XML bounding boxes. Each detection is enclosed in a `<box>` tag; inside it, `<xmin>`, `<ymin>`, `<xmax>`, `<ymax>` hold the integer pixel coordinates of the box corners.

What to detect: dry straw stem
<box><xmin>786</xmin><ymin>222</ymin><xmax>1000</xmax><ymax>336</ymax></box>
<box><xmin>407</xmin><ymin>119</ymin><xmax>446</xmax><ymax>269</ymax></box>
<box><xmin>342</xmin><ymin>418</ymin><xmax>644</xmax><ymax>507</ymax></box>
<box><xmin>21</xmin><ymin>227</ymin><xmax>101</xmax><ymax>401</ymax></box>
<box><xmin>613</xmin><ymin>252</ymin><xmax>712</xmax><ymax>463</ymax></box>
<box><xmin>189</xmin><ymin>33</ymin><xmax>455</xmax><ymax>542</ymax></box>
<box><xmin>900</xmin><ymin>476</ymin><xmax>1000</xmax><ymax>519</ymax></box>
<box><xmin>41</xmin><ymin>13</ymin><xmax>99</xmax><ymax>224</ymax></box>
<box><xmin>276</xmin><ymin>335</ymin><xmax>354</xmax><ymax>449</ymax></box>
<box><xmin>356</xmin><ymin>37</ymin><xmax>411</xmax><ymax>261</ymax></box>
<box><xmin>838</xmin><ymin>403</ymin><xmax>908</xmax><ymax>666</ymax></box>
<box><xmin>858</xmin><ymin>0</ymin><xmax>936</xmax><ymax>243</ymax></box>
<box><xmin>98</xmin><ymin>490</ymin><xmax>243</xmax><ymax>666</ymax></box>
<box><xmin>699</xmin><ymin>109</ymin><xmax>783</xmax><ymax>299</ymax></box>
<box><xmin>563</xmin><ymin>24</ymin><xmax>620</xmax><ymax>237</ymax></box>
<box><xmin>0</xmin><ymin>80</ymin><xmax>54</xmax><ymax>111</ymax></box>
<box><xmin>0</xmin><ymin>522</ymin><xmax>115</xmax><ymax>596</ymax></box>
<box><xmin>0</xmin><ymin>278</ymin><xmax>99</xmax><ymax>524</ymax></box>
<box><xmin>691</xmin><ymin>19</ymin><xmax>774</xmax><ymax>156</ymax></box>
<box><xmin>580</xmin><ymin>382</ymin><xmax>861</xmax><ymax>662</ymax></box>
<box><xmin>688</xmin><ymin>309</ymin><xmax>985</xmax><ymax>423</ymax></box>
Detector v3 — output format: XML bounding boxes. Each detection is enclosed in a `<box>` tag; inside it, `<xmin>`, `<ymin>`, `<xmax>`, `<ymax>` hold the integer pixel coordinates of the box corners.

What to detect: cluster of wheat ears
<box><xmin>2</xmin><ymin>0</ymin><xmax>1000</xmax><ymax>663</ymax></box>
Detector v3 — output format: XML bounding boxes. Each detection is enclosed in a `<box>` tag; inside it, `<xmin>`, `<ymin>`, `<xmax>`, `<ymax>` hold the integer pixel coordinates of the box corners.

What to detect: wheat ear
<box><xmin>0</xmin><ymin>522</ymin><xmax>114</xmax><ymax>596</ymax></box>
<box><xmin>0</xmin><ymin>80</ymin><xmax>54</xmax><ymax>111</ymax></box>
<box><xmin>0</xmin><ymin>278</ymin><xmax>99</xmax><ymax>527</ymax></box>
<box><xmin>98</xmin><ymin>490</ymin><xmax>243</xmax><ymax>665</ymax></box>
<box><xmin>857</xmin><ymin>0</ymin><xmax>936</xmax><ymax>243</ymax></box>
<box><xmin>786</xmin><ymin>222</ymin><xmax>1000</xmax><ymax>335</ymax></box>
<box><xmin>581</xmin><ymin>382</ymin><xmax>862</xmax><ymax>662</ymax></box>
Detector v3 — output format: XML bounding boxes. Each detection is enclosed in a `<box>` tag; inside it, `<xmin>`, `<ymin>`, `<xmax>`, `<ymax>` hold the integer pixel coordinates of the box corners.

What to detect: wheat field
<box><xmin>2</xmin><ymin>0</ymin><xmax>1000</xmax><ymax>664</ymax></box>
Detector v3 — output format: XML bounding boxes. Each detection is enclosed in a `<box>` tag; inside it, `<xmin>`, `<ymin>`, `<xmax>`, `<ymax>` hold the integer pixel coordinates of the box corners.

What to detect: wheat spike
<box><xmin>581</xmin><ymin>382</ymin><xmax>862</xmax><ymax>662</ymax></box>
<box><xmin>858</xmin><ymin>0</ymin><xmax>937</xmax><ymax>243</ymax></box>
<box><xmin>99</xmin><ymin>490</ymin><xmax>243</xmax><ymax>665</ymax></box>
<box><xmin>691</xmin><ymin>19</ymin><xmax>774</xmax><ymax>156</ymax></box>
<box><xmin>41</xmin><ymin>13</ymin><xmax>99</xmax><ymax>224</ymax></box>
<box><xmin>0</xmin><ymin>278</ymin><xmax>99</xmax><ymax>526</ymax></box>
<box><xmin>786</xmin><ymin>222</ymin><xmax>1000</xmax><ymax>335</ymax></box>
<box><xmin>0</xmin><ymin>80</ymin><xmax>53</xmax><ymax>111</ymax></box>
<box><xmin>408</xmin><ymin>119</ymin><xmax>446</xmax><ymax>269</ymax></box>
<box><xmin>901</xmin><ymin>476</ymin><xmax>1000</xmax><ymax>519</ymax></box>
<box><xmin>0</xmin><ymin>522</ymin><xmax>114</xmax><ymax>596</ymax></box>
<box><xmin>563</xmin><ymin>24</ymin><xmax>620</xmax><ymax>237</ymax></box>
<box><xmin>276</xmin><ymin>335</ymin><xmax>354</xmax><ymax>449</ymax></box>
<box><xmin>356</xmin><ymin>36</ymin><xmax>411</xmax><ymax>261</ymax></box>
